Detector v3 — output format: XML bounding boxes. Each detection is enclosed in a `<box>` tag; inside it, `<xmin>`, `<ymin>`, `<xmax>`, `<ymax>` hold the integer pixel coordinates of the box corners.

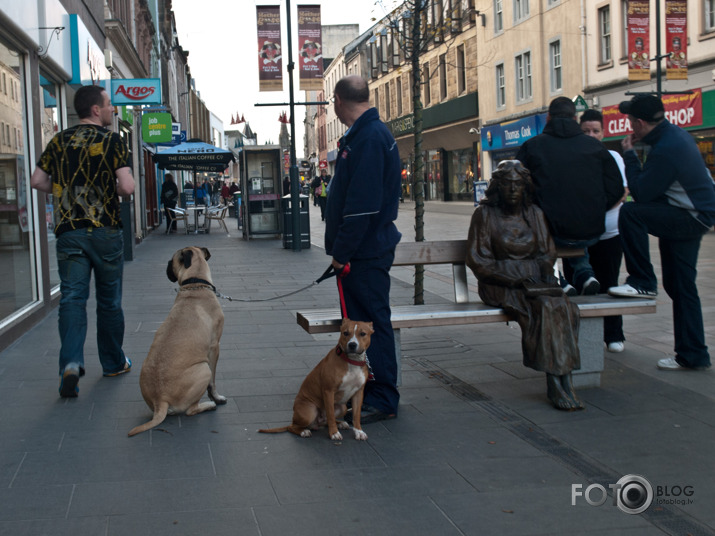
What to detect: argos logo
<box><xmin>115</xmin><ymin>85</ymin><xmax>155</xmax><ymax>101</ymax></box>
<box><xmin>111</xmin><ymin>78</ymin><xmax>162</xmax><ymax>105</ymax></box>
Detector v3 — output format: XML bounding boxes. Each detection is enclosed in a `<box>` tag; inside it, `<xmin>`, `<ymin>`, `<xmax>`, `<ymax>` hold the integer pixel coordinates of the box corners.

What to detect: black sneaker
<box><xmin>59</xmin><ymin>368</ymin><xmax>80</xmax><ymax>398</ymax></box>
<box><xmin>580</xmin><ymin>277</ymin><xmax>601</xmax><ymax>295</ymax></box>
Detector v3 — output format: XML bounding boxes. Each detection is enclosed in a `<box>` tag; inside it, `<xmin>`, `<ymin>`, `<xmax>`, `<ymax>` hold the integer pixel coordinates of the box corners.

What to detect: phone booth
<box><xmin>239</xmin><ymin>146</ymin><xmax>282</xmax><ymax>240</ymax></box>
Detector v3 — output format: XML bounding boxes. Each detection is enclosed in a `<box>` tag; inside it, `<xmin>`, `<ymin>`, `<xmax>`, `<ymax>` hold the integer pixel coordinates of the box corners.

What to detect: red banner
<box><xmin>665</xmin><ymin>0</ymin><xmax>688</xmax><ymax>80</ymax></box>
<box><xmin>257</xmin><ymin>6</ymin><xmax>283</xmax><ymax>92</ymax></box>
<box><xmin>298</xmin><ymin>5</ymin><xmax>323</xmax><ymax>91</ymax></box>
<box><xmin>602</xmin><ymin>89</ymin><xmax>703</xmax><ymax>138</ymax></box>
<box><xmin>627</xmin><ymin>0</ymin><xmax>650</xmax><ymax>81</ymax></box>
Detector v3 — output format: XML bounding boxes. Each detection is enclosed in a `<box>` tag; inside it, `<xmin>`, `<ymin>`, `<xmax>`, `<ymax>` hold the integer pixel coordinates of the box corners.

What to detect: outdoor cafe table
<box><xmin>185</xmin><ymin>206</ymin><xmax>206</xmax><ymax>233</ymax></box>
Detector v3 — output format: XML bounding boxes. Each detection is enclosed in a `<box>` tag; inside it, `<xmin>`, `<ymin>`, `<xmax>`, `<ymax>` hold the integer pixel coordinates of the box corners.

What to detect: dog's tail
<box><xmin>128</xmin><ymin>401</ymin><xmax>170</xmax><ymax>437</ymax></box>
<box><xmin>257</xmin><ymin>425</ymin><xmax>291</xmax><ymax>434</ymax></box>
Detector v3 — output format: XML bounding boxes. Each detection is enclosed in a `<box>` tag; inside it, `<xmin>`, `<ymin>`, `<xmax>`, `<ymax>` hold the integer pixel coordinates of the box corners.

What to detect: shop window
<box><xmin>0</xmin><ymin>38</ymin><xmax>36</xmax><ymax>322</ymax></box>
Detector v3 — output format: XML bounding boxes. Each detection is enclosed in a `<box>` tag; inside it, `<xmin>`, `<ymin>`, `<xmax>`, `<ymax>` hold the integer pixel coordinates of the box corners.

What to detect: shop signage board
<box><xmin>69</xmin><ymin>14</ymin><xmax>111</xmax><ymax>86</ymax></box>
<box><xmin>602</xmin><ymin>88</ymin><xmax>703</xmax><ymax>138</ymax></box>
<box><xmin>111</xmin><ymin>79</ymin><xmax>162</xmax><ymax>105</ymax></box>
<box><xmin>480</xmin><ymin>114</ymin><xmax>548</xmax><ymax>151</ymax></box>
<box><xmin>141</xmin><ymin>112</ymin><xmax>173</xmax><ymax>143</ymax></box>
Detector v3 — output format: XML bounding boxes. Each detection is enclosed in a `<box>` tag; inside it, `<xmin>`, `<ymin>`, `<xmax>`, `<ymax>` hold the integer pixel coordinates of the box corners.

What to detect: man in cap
<box><xmin>609</xmin><ymin>94</ymin><xmax>715</xmax><ymax>371</ymax></box>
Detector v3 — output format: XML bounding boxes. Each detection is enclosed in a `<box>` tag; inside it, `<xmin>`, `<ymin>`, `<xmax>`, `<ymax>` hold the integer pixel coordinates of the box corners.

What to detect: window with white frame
<box><xmin>457</xmin><ymin>44</ymin><xmax>466</xmax><ymax>94</ymax></box>
<box><xmin>706</xmin><ymin>0</ymin><xmax>715</xmax><ymax>32</ymax></box>
<box><xmin>599</xmin><ymin>6</ymin><xmax>611</xmax><ymax>63</ymax></box>
<box><xmin>496</xmin><ymin>62</ymin><xmax>506</xmax><ymax>107</ymax></box>
<box><xmin>494</xmin><ymin>0</ymin><xmax>503</xmax><ymax>32</ymax></box>
<box><xmin>549</xmin><ymin>39</ymin><xmax>562</xmax><ymax>93</ymax></box>
<box><xmin>622</xmin><ymin>0</ymin><xmax>629</xmax><ymax>57</ymax></box>
<box><xmin>515</xmin><ymin>51</ymin><xmax>532</xmax><ymax>102</ymax></box>
<box><xmin>514</xmin><ymin>0</ymin><xmax>529</xmax><ymax>23</ymax></box>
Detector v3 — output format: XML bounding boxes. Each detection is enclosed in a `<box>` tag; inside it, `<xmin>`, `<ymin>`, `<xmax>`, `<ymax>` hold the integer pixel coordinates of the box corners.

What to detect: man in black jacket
<box><xmin>516</xmin><ymin>97</ymin><xmax>624</xmax><ymax>294</ymax></box>
<box><xmin>160</xmin><ymin>173</ymin><xmax>179</xmax><ymax>232</ymax></box>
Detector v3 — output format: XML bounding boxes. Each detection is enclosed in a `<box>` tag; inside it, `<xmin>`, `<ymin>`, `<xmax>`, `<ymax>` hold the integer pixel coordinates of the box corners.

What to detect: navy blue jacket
<box><xmin>325</xmin><ymin>107</ymin><xmax>402</xmax><ymax>263</ymax></box>
<box><xmin>623</xmin><ymin>120</ymin><xmax>715</xmax><ymax>229</ymax></box>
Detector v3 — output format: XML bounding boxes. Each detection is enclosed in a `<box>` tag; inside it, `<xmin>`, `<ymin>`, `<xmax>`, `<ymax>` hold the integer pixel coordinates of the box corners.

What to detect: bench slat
<box><xmin>296</xmin><ymin>297</ymin><xmax>656</xmax><ymax>334</ymax></box>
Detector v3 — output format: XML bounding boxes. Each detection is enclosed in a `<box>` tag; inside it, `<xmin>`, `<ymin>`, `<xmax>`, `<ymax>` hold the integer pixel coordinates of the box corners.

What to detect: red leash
<box><xmin>335</xmin><ymin>263</ymin><xmax>351</xmax><ymax>319</ymax></box>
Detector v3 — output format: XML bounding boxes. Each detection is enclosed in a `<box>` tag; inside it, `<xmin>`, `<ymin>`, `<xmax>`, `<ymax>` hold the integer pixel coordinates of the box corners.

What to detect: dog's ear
<box><xmin>183</xmin><ymin>248</ymin><xmax>194</xmax><ymax>269</ymax></box>
<box><xmin>166</xmin><ymin>258</ymin><xmax>178</xmax><ymax>282</ymax></box>
<box><xmin>201</xmin><ymin>247</ymin><xmax>211</xmax><ymax>261</ymax></box>
<box><xmin>366</xmin><ymin>322</ymin><xmax>374</xmax><ymax>334</ymax></box>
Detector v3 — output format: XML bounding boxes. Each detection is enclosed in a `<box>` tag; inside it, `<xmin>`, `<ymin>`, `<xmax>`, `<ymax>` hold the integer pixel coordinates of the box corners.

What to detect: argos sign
<box><xmin>111</xmin><ymin>79</ymin><xmax>162</xmax><ymax>105</ymax></box>
<box><xmin>603</xmin><ymin>88</ymin><xmax>702</xmax><ymax>138</ymax></box>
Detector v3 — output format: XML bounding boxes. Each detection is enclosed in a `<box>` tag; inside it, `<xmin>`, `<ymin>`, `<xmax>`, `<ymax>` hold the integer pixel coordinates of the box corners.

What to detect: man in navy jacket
<box><xmin>609</xmin><ymin>95</ymin><xmax>715</xmax><ymax>371</ymax></box>
<box><xmin>325</xmin><ymin>75</ymin><xmax>402</xmax><ymax>422</ymax></box>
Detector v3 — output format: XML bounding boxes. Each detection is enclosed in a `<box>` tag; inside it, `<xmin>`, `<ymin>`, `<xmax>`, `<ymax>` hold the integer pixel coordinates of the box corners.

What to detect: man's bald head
<box><xmin>334</xmin><ymin>75</ymin><xmax>369</xmax><ymax>104</ymax></box>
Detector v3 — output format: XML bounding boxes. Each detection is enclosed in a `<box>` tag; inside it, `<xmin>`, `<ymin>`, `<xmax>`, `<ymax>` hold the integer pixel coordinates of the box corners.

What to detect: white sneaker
<box><xmin>657</xmin><ymin>357</ymin><xmax>711</xmax><ymax>371</ymax></box>
<box><xmin>608</xmin><ymin>284</ymin><xmax>657</xmax><ymax>298</ymax></box>
<box><xmin>607</xmin><ymin>342</ymin><xmax>625</xmax><ymax>353</ymax></box>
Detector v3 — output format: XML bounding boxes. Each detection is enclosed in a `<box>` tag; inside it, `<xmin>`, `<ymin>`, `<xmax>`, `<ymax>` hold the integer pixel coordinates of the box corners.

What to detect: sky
<box><xmin>171</xmin><ymin>0</ymin><xmax>391</xmax><ymax>152</ymax></box>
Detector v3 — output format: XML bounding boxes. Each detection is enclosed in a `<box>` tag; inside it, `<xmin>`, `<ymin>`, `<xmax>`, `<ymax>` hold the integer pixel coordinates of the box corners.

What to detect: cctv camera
<box><xmin>469</xmin><ymin>127</ymin><xmax>480</xmax><ymax>134</ymax></box>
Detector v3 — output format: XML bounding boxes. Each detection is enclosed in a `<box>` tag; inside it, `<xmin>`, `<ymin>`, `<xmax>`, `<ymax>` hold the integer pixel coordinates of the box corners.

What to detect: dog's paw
<box><xmin>353</xmin><ymin>428</ymin><xmax>368</xmax><ymax>441</ymax></box>
<box><xmin>337</xmin><ymin>421</ymin><xmax>349</xmax><ymax>430</ymax></box>
<box><xmin>214</xmin><ymin>395</ymin><xmax>228</xmax><ymax>405</ymax></box>
<box><xmin>300</xmin><ymin>429</ymin><xmax>313</xmax><ymax>438</ymax></box>
<box><xmin>330</xmin><ymin>431</ymin><xmax>343</xmax><ymax>441</ymax></box>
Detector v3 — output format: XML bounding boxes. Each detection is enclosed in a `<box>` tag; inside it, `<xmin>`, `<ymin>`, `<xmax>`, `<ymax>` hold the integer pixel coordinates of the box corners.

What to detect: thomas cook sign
<box><xmin>111</xmin><ymin>78</ymin><xmax>162</xmax><ymax>105</ymax></box>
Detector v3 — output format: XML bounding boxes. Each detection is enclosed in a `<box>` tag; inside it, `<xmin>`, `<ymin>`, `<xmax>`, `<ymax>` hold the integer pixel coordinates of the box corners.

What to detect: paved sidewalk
<box><xmin>0</xmin><ymin>201</ymin><xmax>713</xmax><ymax>536</ymax></box>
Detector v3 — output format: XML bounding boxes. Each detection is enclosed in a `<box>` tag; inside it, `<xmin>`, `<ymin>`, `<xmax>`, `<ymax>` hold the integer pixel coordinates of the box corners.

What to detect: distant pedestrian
<box><xmin>609</xmin><ymin>94</ymin><xmax>715</xmax><ymax>371</ymax></box>
<box><xmin>160</xmin><ymin>173</ymin><xmax>179</xmax><ymax>232</ymax></box>
<box><xmin>221</xmin><ymin>181</ymin><xmax>231</xmax><ymax>205</ymax></box>
<box><xmin>283</xmin><ymin>175</ymin><xmax>291</xmax><ymax>196</ymax></box>
<box><xmin>30</xmin><ymin>84</ymin><xmax>135</xmax><ymax>397</ymax></box>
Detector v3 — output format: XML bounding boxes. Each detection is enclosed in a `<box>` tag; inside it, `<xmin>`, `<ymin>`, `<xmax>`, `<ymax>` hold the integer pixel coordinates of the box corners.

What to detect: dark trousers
<box><xmin>564</xmin><ymin>235</ymin><xmax>625</xmax><ymax>343</ymax></box>
<box><xmin>340</xmin><ymin>251</ymin><xmax>399</xmax><ymax>414</ymax></box>
<box><xmin>619</xmin><ymin>202</ymin><xmax>710</xmax><ymax>367</ymax></box>
<box><xmin>164</xmin><ymin>204</ymin><xmax>177</xmax><ymax>231</ymax></box>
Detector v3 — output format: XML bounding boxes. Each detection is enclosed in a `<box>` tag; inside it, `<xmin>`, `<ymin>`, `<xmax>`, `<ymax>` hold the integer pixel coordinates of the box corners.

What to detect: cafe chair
<box><xmin>205</xmin><ymin>205</ymin><xmax>230</xmax><ymax>236</ymax></box>
<box><xmin>167</xmin><ymin>207</ymin><xmax>190</xmax><ymax>234</ymax></box>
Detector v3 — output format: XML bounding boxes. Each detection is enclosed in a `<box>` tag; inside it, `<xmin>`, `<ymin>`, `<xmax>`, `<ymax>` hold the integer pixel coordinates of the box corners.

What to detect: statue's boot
<box><xmin>560</xmin><ymin>373</ymin><xmax>585</xmax><ymax>410</ymax></box>
<box><xmin>546</xmin><ymin>373</ymin><xmax>576</xmax><ymax>410</ymax></box>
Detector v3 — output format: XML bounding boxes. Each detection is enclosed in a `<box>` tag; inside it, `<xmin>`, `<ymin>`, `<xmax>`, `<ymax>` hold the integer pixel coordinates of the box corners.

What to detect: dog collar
<box><xmin>180</xmin><ymin>277</ymin><xmax>216</xmax><ymax>292</ymax></box>
<box><xmin>335</xmin><ymin>345</ymin><xmax>367</xmax><ymax>367</ymax></box>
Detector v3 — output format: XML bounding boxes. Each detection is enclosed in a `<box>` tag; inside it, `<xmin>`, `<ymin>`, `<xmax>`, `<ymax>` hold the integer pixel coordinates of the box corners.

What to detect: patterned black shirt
<box><xmin>38</xmin><ymin>124</ymin><xmax>130</xmax><ymax>236</ymax></box>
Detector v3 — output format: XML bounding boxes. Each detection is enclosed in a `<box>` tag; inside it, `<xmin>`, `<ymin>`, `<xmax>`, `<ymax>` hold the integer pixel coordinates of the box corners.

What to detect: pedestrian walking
<box><xmin>30</xmin><ymin>84</ymin><xmax>135</xmax><ymax>397</ymax></box>
<box><xmin>325</xmin><ymin>75</ymin><xmax>402</xmax><ymax>423</ymax></box>
<box><xmin>609</xmin><ymin>94</ymin><xmax>715</xmax><ymax>371</ymax></box>
<box><xmin>160</xmin><ymin>173</ymin><xmax>179</xmax><ymax>233</ymax></box>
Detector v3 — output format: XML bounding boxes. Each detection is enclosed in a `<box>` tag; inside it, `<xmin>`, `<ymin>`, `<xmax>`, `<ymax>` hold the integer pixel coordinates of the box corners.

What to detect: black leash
<box><xmin>211</xmin><ymin>263</ymin><xmax>350</xmax><ymax>303</ymax></box>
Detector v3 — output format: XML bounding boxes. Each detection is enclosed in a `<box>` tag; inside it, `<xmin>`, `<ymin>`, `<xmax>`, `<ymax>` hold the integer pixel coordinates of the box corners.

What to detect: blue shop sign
<box><xmin>111</xmin><ymin>78</ymin><xmax>162</xmax><ymax>105</ymax></box>
<box><xmin>69</xmin><ymin>14</ymin><xmax>111</xmax><ymax>87</ymax></box>
<box><xmin>481</xmin><ymin>114</ymin><xmax>547</xmax><ymax>151</ymax></box>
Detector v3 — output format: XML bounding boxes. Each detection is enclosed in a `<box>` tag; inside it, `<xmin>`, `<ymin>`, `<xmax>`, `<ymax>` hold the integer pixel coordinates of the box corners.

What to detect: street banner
<box><xmin>627</xmin><ymin>0</ymin><xmax>650</xmax><ymax>81</ymax></box>
<box><xmin>602</xmin><ymin>88</ymin><xmax>703</xmax><ymax>138</ymax></box>
<box><xmin>257</xmin><ymin>6</ymin><xmax>283</xmax><ymax>92</ymax></box>
<box><xmin>665</xmin><ymin>0</ymin><xmax>688</xmax><ymax>80</ymax></box>
<box><xmin>298</xmin><ymin>5</ymin><xmax>323</xmax><ymax>91</ymax></box>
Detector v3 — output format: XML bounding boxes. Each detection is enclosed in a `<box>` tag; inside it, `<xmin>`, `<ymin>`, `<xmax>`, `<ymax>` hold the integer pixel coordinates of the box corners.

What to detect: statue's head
<box><xmin>482</xmin><ymin>160</ymin><xmax>534</xmax><ymax>208</ymax></box>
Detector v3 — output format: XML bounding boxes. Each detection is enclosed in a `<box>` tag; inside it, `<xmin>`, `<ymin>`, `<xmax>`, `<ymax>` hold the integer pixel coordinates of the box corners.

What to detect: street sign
<box><xmin>573</xmin><ymin>95</ymin><xmax>588</xmax><ymax>112</ymax></box>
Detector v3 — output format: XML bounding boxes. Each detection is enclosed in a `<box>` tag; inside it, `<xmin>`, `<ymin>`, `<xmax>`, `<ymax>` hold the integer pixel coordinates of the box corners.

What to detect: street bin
<box><xmin>233</xmin><ymin>192</ymin><xmax>242</xmax><ymax>228</ymax></box>
<box><xmin>282</xmin><ymin>194</ymin><xmax>310</xmax><ymax>249</ymax></box>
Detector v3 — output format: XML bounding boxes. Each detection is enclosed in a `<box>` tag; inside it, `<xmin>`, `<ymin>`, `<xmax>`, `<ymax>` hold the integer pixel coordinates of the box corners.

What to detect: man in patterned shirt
<box><xmin>31</xmin><ymin>84</ymin><xmax>135</xmax><ymax>397</ymax></box>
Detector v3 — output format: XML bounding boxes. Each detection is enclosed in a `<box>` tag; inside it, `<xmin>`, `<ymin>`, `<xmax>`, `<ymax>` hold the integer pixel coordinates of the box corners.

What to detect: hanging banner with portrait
<box><xmin>627</xmin><ymin>0</ymin><xmax>650</xmax><ymax>81</ymax></box>
<box><xmin>257</xmin><ymin>6</ymin><xmax>283</xmax><ymax>92</ymax></box>
<box><xmin>665</xmin><ymin>0</ymin><xmax>688</xmax><ymax>80</ymax></box>
<box><xmin>298</xmin><ymin>5</ymin><xmax>323</xmax><ymax>91</ymax></box>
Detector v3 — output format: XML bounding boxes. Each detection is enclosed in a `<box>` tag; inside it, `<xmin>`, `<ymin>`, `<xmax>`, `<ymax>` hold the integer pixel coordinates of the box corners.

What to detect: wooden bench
<box><xmin>297</xmin><ymin>240</ymin><xmax>656</xmax><ymax>388</ymax></box>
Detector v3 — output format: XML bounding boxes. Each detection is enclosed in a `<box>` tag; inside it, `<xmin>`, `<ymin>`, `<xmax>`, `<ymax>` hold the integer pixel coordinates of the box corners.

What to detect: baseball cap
<box><xmin>618</xmin><ymin>95</ymin><xmax>665</xmax><ymax>122</ymax></box>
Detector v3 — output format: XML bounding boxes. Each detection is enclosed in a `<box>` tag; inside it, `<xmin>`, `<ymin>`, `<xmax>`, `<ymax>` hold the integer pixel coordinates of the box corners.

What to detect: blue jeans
<box><xmin>340</xmin><ymin>251</ymin><xmax>399</xmax><ymax>414</ymax></box>
<box><xmin>552</xmin><ymin>236</ymin><xmax>599</xmax><ymax>290</ymax></box>
<box><xmin>619</xmin><ymin>202</ymin><xmax>710</xmax><ymax>367</ymax></box>
<box><xmin>56</xmin><ymin>227</ymin><xmax>127</xmax><ymax>376</ymax></box>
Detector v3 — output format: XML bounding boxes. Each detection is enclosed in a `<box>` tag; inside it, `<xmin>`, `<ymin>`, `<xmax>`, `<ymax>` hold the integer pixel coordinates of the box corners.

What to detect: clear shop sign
<box><xmin>111</xmin><ymin>79</ymin><xmax>162</xmax><ymax>106</ymax></box>
<box><xmin>603</xmin><ymin>88</ymin><xmax>702</xmax><ymax>138</ymax></box>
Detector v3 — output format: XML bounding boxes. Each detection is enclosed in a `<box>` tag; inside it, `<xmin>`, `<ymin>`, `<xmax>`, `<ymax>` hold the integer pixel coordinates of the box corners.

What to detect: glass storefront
<box><xmin>0</xmin><ymin>38</ymin><xmax>35</xmax><ymax>320</ymax></box>
<box><xmin>424</xmin><ymin>149</ymin><xmax>442</xmax><ymax>201</ymax></box>
<box><xmin>39</xmin><ymin>72</ymin><xmax>62</xmax><ymax>289</ymax></box>
<box><xmin>694</xmin><ymin>130</ymin><xmax>715</xmax><ymax>178</ymax></box>
<box><xmin>446</xmin><ymin>148</ymin><xmax>475</xmax><ymax>201</ymax></box>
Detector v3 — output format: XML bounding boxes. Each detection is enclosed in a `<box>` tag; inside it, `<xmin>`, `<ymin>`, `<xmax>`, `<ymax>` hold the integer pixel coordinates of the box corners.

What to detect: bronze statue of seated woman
<box><xmin>466</xmin><ymin>160</ymin><xmax>584</xmax><ymax>410</ymax></box>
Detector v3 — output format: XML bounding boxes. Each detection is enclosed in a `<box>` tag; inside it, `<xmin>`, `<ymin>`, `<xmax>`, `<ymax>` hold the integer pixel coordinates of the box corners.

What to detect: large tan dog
<box><xmin>259</xmin><ymin>319</ymin><xmax>374</xmax><ymax>441</ymax></box>
<box><xmin>128</xmin><ymin>246</ymin><xmax>227</xmax><ymax>436</ymax></box>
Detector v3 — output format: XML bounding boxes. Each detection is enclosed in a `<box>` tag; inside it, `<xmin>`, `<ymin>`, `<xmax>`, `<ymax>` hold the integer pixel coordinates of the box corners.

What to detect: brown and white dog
<box><xmin>128</xmin><ymin>246</ymin><xmax>227</xmax><ymax>436</ymax></box>
<box><xmin>259</xmin><ymin>318</ymin><xmax>374</xmax><ymax>441</ymax></box>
